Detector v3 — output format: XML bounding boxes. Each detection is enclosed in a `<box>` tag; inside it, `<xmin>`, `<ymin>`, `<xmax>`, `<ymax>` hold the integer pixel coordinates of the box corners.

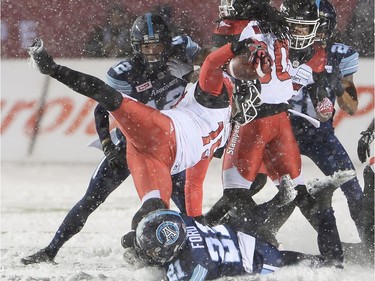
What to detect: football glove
<box><xmin>248</xmin><ymin>44</ymin><xmax>273</xmax><ymax>78</ymax></box>
<box><xmin>102</xmin><ymin>139</ymin><xmax>125</xmax><ymax>169</ymax></box>
<box><xmin>315</xmin><ymin>97</ymin><xmax>333</xmax><ymax>122</ymax></box>
<box><xmin>166</xmin><ymin>58</ymin><xmax>194</xmax><ymax>81</ymax></box>
<box><xmin>357</xmin><ymin>129</ymin><xmax>374</xmax><ymax>163</ymax></box>
<box><xmin>172</xmin><ymin>35</ymin><xmax>201</xmax><ymax>60</ymax></box>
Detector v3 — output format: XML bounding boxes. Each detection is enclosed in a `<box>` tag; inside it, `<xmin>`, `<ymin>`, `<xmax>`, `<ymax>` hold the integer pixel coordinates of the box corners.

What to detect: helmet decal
<box><xmin>135</xmin><ymin>209</ymin><xmax>187</xmax><ymax>265</ymax></box>
<box><xmin>156</xmin><ymin>221</ymin><xmax>180</xmax><ymax>245</ymax></box>
<box><xmin>146</xmin><ymin>13</ymin><xmax>154</xmax><ymax>37</ymax></box>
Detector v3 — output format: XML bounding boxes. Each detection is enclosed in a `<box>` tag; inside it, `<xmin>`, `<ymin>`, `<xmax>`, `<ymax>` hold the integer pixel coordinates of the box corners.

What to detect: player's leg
<box><xmin>171</xmin><ymin>171</ymin><xmax>186</xmax><ymax>214</ymax></box>
<box><xmin>306</xmin><ymin>133</ymin><xmax>364</xmax><ymax>240</ymax></box>
<box><xmin>206</xmin><ymin>120</ymin><xmax>268</xmax><ymax>225</ymax></box>
<box><xmin>21</xmin><ymin>150</ymin><xmax>130</xmax><ymax>265</ymax></box>
<box><xmin>126</xmin><ymin>140</ymin><xmax>175</xmax><ymax>230</ymax></box>
<box><xmin>362</xmin><ymin>162</ymin><xmax>374</xmax><ymax>259</ymax></box>
<box><xmin>184</xmin><ymin>158</ymin><xmax>211</xmax><ymax>218</ymax></box>
<box><xmin>257</xmin><ymin>113</ymin><xmax>308</xmax><ymax>245</ymax></box>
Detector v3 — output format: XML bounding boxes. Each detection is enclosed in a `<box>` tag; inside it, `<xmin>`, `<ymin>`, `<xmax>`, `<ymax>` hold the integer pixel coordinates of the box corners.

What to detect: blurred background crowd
<box><xmin>1</xmin><ymin>0</ymin><xmax>374</xmax><ymax>59</ymax></box>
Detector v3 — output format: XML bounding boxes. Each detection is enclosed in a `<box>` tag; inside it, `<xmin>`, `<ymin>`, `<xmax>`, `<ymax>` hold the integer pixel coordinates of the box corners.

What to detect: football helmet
<box><xmin>219</xmin><ymin>0</ymin><xmax>270</xmax><ymax>19</ymax></box>
<box><xmin>131</xmin><ymin>13</ymin><xmax>172</xmax><ymax>65</ymax></box>
<box><xmin>280</xmin><ymin>0</ymin><xmax>320</xmax><ymax>49</ymax></box>
<box><xmin>232</xmin><ymin>80</ymin><xmax>262</xmax><ymax>125</ymax></box>
<box><xmin>316</xmin><ymin>0</ymin><xmax>337</xmax><ymax>43</ymax></box>
<box><xmin>135</xmin><ymin>209</ymin><xmax>187</xmax><ymax>265</ymax></box>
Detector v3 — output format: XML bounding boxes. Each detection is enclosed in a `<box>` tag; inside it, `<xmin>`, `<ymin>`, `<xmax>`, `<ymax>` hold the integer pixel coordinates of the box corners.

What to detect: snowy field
<box><xmin>1</xmin><ymin>159</ymin><xmax>374</xmax><ymax>281</ymax></box>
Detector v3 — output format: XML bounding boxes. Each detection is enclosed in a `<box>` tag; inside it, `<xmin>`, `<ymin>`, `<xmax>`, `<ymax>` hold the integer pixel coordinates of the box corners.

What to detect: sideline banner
<box><xmin>1</xmin><ymin>59</ymin><xmax>374</xmax><ymax>163</ymax></box>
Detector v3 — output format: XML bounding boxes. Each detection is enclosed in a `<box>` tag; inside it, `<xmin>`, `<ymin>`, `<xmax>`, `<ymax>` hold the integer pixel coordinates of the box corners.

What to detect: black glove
<box><xmin>230</xmin><ymin>38</ymin><xmax>255</xmax><ymax>55</ymax></box>
<box><xmin>329</xmin><ymin>63</ymin><xmax>344</xmax><ymax>97</ymax></box>
<box><xmin>357</xmin><ymin>130</ymin><xmax>374</xmax><ymax>163</ymax></box>
<box><xmin>102</xmin><ymin>139</ymin><xmax>124</xmax><ymax>169</ymax></box>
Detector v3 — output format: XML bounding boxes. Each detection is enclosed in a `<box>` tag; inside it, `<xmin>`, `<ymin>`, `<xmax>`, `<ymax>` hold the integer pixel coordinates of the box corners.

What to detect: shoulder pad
<box><xmin>107</xmin><ymin>60</ymin><xmax>133</xmax><ymax>78</ymax></box>
<box><xmin>307</xmin><ymin>45</ymin><xmax>326</xmax><ymax>73</ymax></box>
<box><xmin>329</xmin><ymin>43</ymin><xmax>357</xmax><ymax>58</ymax></box>
<box><xmin>328</xmin><ymin>43</ymin><xmax>359</xmax><ymax>76</ymax></box>
<box><xmin>106</xmin><ymin>60</ymin><xmax>134</xmax><ymax>94</ymax></box>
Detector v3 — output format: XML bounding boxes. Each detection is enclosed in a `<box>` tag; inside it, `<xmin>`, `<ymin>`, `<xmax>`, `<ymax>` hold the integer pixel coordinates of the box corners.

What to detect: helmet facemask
<box><xmin>219</xmin><ymin>0</ymin><xmax>237</xmax><ymax>18</ymax></box>
<box><xmin>280</xmin><ymin>0</ymin><xmax>320</xmax><ymax>50</ymax></box>
<box><xmin>286</xmin><ymin>18</ymin><xmax>320</xmax><ymax>49</ymax></box>
<box><xmin>232</xmin><ymin>80</ymin><xmax>262</xmax><ymax>125</ymax></box>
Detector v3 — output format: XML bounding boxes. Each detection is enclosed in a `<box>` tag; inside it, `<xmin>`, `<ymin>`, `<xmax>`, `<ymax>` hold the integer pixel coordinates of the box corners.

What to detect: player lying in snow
<box><xmin>123</xmin><ymin>170</ymin><xmax>355</xmax><ymax>280</ymax></box>
<box><xmin>27</xmin><ymin>38</ymin><xmax>271</xmax><ymax>232</ymax></box>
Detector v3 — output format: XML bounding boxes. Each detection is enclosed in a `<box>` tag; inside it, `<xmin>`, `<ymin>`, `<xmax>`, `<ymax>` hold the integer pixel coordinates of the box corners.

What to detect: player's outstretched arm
<box><xmin>28</xmin><ymin>38</ymin><xmax>123</xmax><ymax>112</ymax></box>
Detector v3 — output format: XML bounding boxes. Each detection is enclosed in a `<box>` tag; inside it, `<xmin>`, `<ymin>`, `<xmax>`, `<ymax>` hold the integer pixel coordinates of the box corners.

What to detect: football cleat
<box><xmin>121</xmin><ymin>231</ymin><xmax>136</xmax><ymax>249</ymax></box>
<box><xmin>306</xmin><ymin>170</ymin><xmax>356</xmax><ymax>198</ymax></box>
<box><xmin>20</xmin><ymin>248</ymin><xmax>56</xmax><ymax>265</ymax></box>
<box><xmin>27</xmin><ymin>38</ymin><xmax>57</xmax><ymax>75</ymax></box>
<box><xmin>274</xmin><ymin>174</ymin><xmax>297</xmax><ymax>207</ymax></box>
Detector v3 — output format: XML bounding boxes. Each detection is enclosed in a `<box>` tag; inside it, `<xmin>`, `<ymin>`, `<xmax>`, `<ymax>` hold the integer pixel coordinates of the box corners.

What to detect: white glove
<box><xmin>166</xmin><ymin>58</ymin><xmax>193</xmax><ymax>80</ymax></box>
<box><xmin>315</xmin><ymin>97</ymin><xmax>333</xmax><ymax>122</ymax></box>
<box><xmin>274</xmin><ymin>174</ymin><xmax>297</xmax><ymax>207</ymax></box>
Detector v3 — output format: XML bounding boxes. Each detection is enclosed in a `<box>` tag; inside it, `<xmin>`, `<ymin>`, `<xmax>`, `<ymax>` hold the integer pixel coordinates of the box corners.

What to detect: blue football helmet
<box><xmin>135</xmin><ymin>209</ymin><xmax>187</xmax><ymax>265</ymax></box>
<box><xmin>316</xmin><ymin>0</ymin><xmax>337</xmax><ymax>43</ymax></box>
<box><xmin>130</xmin><ymin>13</ymin><xmax>172</xmax><ymax>66</ymax></box>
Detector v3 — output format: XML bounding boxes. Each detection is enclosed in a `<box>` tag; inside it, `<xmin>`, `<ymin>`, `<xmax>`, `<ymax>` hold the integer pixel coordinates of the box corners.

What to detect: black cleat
<box><xmin>121</xmin><ymin>231</ymin><xmax>136</xmax><ymax>249</ymax></box>
<box><xmin>20</xmin><ymin>248</ymin><xmax>56</xmax><ymax>265</ymax></box>
<box><xmin>27</xmin><ymin>38</ymin><xmax>57</xmax><ymax>75</ymax></box>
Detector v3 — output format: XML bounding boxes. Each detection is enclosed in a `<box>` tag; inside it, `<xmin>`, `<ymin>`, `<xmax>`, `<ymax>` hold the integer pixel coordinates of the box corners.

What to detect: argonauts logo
<box><xmin>156</xmin><ymin>222</ymin><xmax>180</xmax><ymax>246</ymax></box>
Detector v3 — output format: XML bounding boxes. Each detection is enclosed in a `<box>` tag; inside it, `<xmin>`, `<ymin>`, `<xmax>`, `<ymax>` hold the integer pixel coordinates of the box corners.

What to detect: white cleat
<box><xmin>275</xmin><ymin>174</ymin><xmax>297</xmax><ymax>207</ymax></box>
<box><xmin>27</xmin><ymin>38</ymin><xmax>57</xmax><ymax>75</ymax></box>
<box><xmin>306</xmin><ymin>170</ymin><xmax>356</xmax><ymax>197</ymax></box>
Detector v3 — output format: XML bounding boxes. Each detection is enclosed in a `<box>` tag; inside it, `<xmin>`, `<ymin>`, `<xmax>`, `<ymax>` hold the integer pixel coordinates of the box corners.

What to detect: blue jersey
<box><xmin>95</xmin><ymin>36</ymin><xmax>200</xmax><ymax>143</ymax></box>
<box><xmin>165</xmin><ymin>216</ymin><xmax>283</xmax><ymax>280</ymax></box>
<box><xmin>166</xmin><ymin>216</ymin><xmax>245</xmax><ymax>280</ymax></box>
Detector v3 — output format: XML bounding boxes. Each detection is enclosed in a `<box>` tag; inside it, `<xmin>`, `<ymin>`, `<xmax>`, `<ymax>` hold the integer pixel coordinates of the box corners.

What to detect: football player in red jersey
<box><xmin>203</xmin><ymin>2</ymin><xmax>336</xmax><ymax>252</ymax></box>
<box><xmin>26</xmin><ymin>28</ymin><xmax>273</xmax><ymax>240</ymax></box>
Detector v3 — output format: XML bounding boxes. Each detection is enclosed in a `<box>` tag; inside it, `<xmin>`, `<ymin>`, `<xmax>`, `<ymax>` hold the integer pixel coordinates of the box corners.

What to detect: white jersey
<box><xmin>239</xmin><ymin>21</ymin><xmax>293</xmax><ymax>104</ymax></box>
<box><xmin>162</xmin><ymin>82</ymin><xmax>232</xmax><ymax>174</ymax></box>
<box><xmin>288</xmin><ymin>63</ymin><xmax>317</xmax><ymax>118</ymax></box>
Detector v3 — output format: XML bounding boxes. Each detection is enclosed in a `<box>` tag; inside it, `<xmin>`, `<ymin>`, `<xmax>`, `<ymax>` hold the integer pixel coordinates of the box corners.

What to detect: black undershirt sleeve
<box><xmin>51</xmin><ymin>65</ymin><xmax>123</xmax><ymax>111</ymax></box>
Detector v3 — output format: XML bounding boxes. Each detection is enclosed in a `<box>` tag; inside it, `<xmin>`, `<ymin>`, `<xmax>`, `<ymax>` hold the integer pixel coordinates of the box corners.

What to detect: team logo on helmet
<box><xmin>156</xmin><ymin>221</ymin><xmax>180</xmax><ymax>246</ymax></box>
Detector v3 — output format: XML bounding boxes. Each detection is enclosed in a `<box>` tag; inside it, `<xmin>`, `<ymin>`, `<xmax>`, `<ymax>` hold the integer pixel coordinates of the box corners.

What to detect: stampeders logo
<box><xmin>226</xmin><ymin>123</ymin><xmax>241</xmax><ymax>156</ymax></box>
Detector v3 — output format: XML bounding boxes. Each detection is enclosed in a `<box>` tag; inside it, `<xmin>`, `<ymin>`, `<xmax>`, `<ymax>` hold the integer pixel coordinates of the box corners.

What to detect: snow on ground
<box><xmin>1</xmin><ymin>159</ymin><xmax>374</xmax><ymax>280</ymax></box>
